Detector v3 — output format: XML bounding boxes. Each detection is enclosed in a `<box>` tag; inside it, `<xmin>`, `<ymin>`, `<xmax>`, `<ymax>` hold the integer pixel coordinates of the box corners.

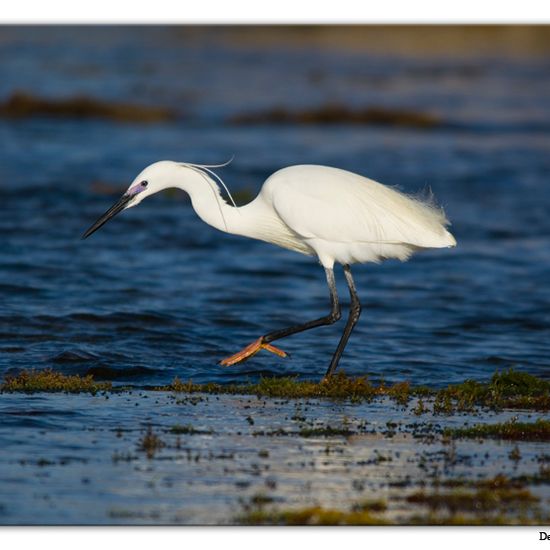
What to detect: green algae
<box><xmin>406</xmin><ymin>487</ymin><xmax>539</xmax><ymax>514</ymax></box>
<box><xmin>237</xmin><ymin>492</ymin><xmax>389</xmax><ymax>526</ymax></box>
<box><xmin>2</xmin><ymin>368</ymin><xmax>548</xmax><ymax>412</ymax></box>
<box><xmin>167</xmin><ymin>372</ymin><xmax>380</xmax><ymax>401</ymax></box>
<box><xmin>0</xmin><ymin>369</ymin><xmax>112</xmax><ymax>394</ymax></box>
<box><xmin>402</xmin><ymin>479</ymin><xmax>550</xmax><ymax>524</ymax></box>
<box><xmin>166</xmin><ymin>368</ymin><xmax>549</xmax><ymax>410</ymax></box>
<box><xmin>351</xmin><ymin>499</ymin><xmax>388</xmax><ymax>513</ymax></box>
<box><xmin>238</xmin><ymin>484</ymin><xmax>546</xmax><ymax>525</ymax></box>
<box><xmin>432</xmin><ymin>369</ymin><xmax>550</xmax><ymax>412</ymax></box>
<box><xmin>238</xmin><ymin>497</ymin><xmax>549</xmax><ymax>526</ymax></box>
<box><xmin>137</xmin><ymin>426</ymin><xmax>165</xmax><ymax>459</ymax></box>
<box><xmin>515</xmin><ymin>466</ymin><xmax>550</xmax><ymax>486</ymax></box>
<box><xmin>298</xmin><ymin>425</ymin><xmax>356</xmax><ymax>437</ymax></box>
<box><xmin>169</xmin><ymin>424</ymin><xmax>213</xmax><ymax>435</ymax></box>
<box><xmin>408</xmin><ymin>514</ymin><xmax>550</xmax><ymax>526</ymax></box>
<box><xmin>443</xmin><ymin>418</ymin><xmax>550</xmax><ymax>441</ymax></box>
<box><xmin>166</xmin><ymin>372</ymin><xmax>414</xmax><ymax>405</ymax></box>
<box><xmin>239</xmin><ymin>504</ymin><xmax>391</xmax><ymax>526</ymax></box>
<box><xmin>436</xmin><ymin>471</ymin><xmax>550</xmax><ymax>490</ymax></box>
<box><xmin>413</xmin><ymin>397</ymin><xmax>429</xmax><ymax>415</ymax></box>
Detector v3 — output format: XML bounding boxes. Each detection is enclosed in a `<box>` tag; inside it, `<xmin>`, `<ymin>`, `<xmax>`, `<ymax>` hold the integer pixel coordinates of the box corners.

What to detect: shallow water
<box><xmin>0</xmin><ymin>391</ymin><xmax>547</xmax><ymax>525</ymax></box>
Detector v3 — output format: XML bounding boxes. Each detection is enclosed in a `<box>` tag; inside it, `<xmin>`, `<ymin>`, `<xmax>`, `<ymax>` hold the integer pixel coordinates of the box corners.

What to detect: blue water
<box><xmin>1</xmin><ymin>26</ymin><xmax>550</xmax><ymax>386</ymax></box>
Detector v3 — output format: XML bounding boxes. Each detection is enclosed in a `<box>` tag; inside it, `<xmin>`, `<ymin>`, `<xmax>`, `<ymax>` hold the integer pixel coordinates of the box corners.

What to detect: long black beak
<box><xmin>82</xmin><ymin>193</ymin><xmax>133</xmax><ymax>239</ymax></box>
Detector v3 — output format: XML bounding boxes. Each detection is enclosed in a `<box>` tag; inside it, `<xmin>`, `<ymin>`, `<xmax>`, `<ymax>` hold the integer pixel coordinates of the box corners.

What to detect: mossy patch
<box><xmin>298</xmin><ymin>425</ymin><xmax>356</xmax><ymax>438</ymax></box>
<box><xmin>351</xmin><ymin>499</ymin><xmax>388</xmax><ymax>513</ymax></box>
<box><xmin>167</xmin><ymin>372</ymin><xmax>382</xmax><ymax>401</ymax></box>
<box><xmin>3</xmin><ymin>368</ymin><xmax>548</xmax><ymax>411</ymax></box>
<box><xmin>166</xmin><ymin>372</ymin><xmax>416</xmax><ymax>405</ymax></box>
<box><xmin>408</xmin><ymin>513</ymin><xmax>549</xmax><ymax>526</ymax></box>
<box><xmin>166</xmin><ymin>368</ymin><xmax>549</xmax><ymax>411</ymax></box>
<box><xmin>238</xmin><ymin>491</ymin><xmax>390</xmax><ymax>526</ymax></box>
<box><xmin>0</xmin><ymin>369</ymin><xmax>112</xmax><ymax>394</ymax></box>
<box><xmin>404</xmin><ymin>485</ymin><xmax>548</xmax><ymax>524</ymax></box>
<box><xmin>515</xmin><ymin>465</ymin><xmax>550</xmax><ymax>486</ymax></box>
<box><xmin>137</xmin><ymin>426</ymin><xmax>165</xmax><ymax>459</ymax></box>
<box><xmin>443</xmin><ymin>418</ymin><xmax>550</xmax><ymax>441</ymax></box>
<box><xmin>169</xmin><ymin>424</ymin><xmax>213</xmax><ymax>435</ymax></box>
<box><xmin>402</xmin><ymin>472</ymin><xmax>550</xmax><ymax>524</ymax></box>
<box><xmin>436</xmin><ymin>471</ymin><xmax>550</xmax><ymax>490</ymax></box>
<box><xmin>237</xmin><ymin>480</ymin><xmax>548</xmax><ymax>526</ymax></box>
<box><xmin>239</xmin><ymin>504</ymin><xmax>390</xmax><ymax>526</ymax></box>
<box><xmin>433</xmin><ymin>369</ymin><xmax>550</xmax><ymax>412</ymax></box>
<box><xmin>406</xmin><ymin>487</ymin><xmax>538</xmax><ymax>514</ymax></box>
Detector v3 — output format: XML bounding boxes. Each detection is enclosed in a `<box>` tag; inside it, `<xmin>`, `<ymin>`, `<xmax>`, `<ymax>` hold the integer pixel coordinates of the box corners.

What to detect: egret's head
<box><xmin>82</xmin><ymin>161</ymin><xmax>179</xmax><ymax>239</ymax></box>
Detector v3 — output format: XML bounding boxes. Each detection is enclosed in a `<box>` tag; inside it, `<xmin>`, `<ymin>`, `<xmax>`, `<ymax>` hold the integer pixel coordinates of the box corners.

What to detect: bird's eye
<box><xmin>141</xmin><ymin>180</ymin><xmax>148</xmax><ymax>187</ymax></box>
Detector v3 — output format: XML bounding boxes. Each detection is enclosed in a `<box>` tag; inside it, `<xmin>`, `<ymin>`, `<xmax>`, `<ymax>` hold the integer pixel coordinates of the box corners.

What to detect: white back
<box><xmin>264</xmin><ymin>165</ymin><xmax>455</xmax><ymax>248</ymax></box>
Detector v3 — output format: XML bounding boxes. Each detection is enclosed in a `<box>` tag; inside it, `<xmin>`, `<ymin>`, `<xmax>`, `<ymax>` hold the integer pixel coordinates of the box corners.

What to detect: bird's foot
<box><xmin>219</xmin><ymin>337</ymin><xmax>288</xmax><ymax>366</ymax></box>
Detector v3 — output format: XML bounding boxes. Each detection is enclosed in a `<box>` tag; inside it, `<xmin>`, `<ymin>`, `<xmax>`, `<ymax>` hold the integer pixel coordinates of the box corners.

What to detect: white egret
<box><xmin>83</xmin><ymin>161</ymin><xmax>456</xmax><ymax>379</ymax></box>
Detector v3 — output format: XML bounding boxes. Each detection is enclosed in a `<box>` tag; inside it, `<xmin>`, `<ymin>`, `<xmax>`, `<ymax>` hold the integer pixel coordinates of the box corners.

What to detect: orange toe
<box><xmin>220</xmin><ymin>337</ymin><xmax>288</xmax><ymax>366</ymax></box>
<box><xmin>220</xmin><ymin>337</ymin><xmax>263</xmax><ymax>366</ymax></box>
<box><xmin>262</xmin><ymin>342</ymin><xmax>288</xmax><ymax>358</ymax></box>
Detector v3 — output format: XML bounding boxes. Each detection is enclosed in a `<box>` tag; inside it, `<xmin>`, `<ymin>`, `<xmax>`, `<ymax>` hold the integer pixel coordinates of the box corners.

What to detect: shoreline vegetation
<box><xmin>2</xmin><ymin>367</ymin><xmax>548</xmax><ymax>412</ymax></box>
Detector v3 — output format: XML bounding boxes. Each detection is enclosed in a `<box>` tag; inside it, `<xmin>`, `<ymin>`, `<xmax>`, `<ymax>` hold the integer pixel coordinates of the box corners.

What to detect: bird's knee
<box><xmin>330</xmin><ymin>306</ymin><xmax>342</xmax><ymax>323</ymax></box>
<box><xmin>351</xmin><ymin>300</ymin><xmax>362</xmax><ymax>320</ymax></box>
<box><xmin>324</xmin><ymin>310</ymin><xmax>341</xmax><ymax>324</ymax></box>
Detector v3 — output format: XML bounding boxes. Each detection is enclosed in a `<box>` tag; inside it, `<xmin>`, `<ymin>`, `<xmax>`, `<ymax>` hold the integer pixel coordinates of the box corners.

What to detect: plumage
<box><xmin>262</xmin><ymin>165</ymin><xmax>455</xmax><ymax>266</ymax></box>
<box><xmin>82</xmin><ymin>160</ymin><xmax>456</xmax><ymax>379</ymax></box>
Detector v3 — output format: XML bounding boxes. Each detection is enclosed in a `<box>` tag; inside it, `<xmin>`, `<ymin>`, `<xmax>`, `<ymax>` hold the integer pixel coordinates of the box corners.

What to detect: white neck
<box><xmin>155</xmin><ymin>163</ymin><xmax>307</xmax><ymax>254</ymax></box>
<box><xmin>172</xmin><ymin>166</ymin><xmax>241</xmax><ymax>234</ymax></box>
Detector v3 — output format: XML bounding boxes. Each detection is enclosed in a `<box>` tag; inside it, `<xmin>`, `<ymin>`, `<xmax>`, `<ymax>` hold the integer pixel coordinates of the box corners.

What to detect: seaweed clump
<box><xmin>137</xmin><ymin>426</ymin><xmax>165</xmax><ymax>459</ymax></box>
<box><xmin>443</xmin><ymin>418</ymin><xmax>550</xmax><ymax>442</ymax></box>
<box><xmin>239</xmin><ymin>502</ymin><xmax>390</xmax><ymax>526</ymax></box>
<box><xmin>237</xmin><ymin>478</ymin><xmax>549</xmax><ymax>525</ymax></box>
<box><xmin>406</xmin><ymin>487</ymin><xmax>538</xmax><ymax>514</ymax></box>
<box><xmin>240</xmin><ymin>506</ymin><xmax>389</xmax><ymax>526</ymax></box>
<box><xmin>231</xmin><ymin>104</ymin><xmax>441</xmax><ymax>128</ymax></box>
<box><xmin>167</xmin><ymin>372</ymin><xmax>382</xmax><ymax>402</ymax></box>
<box><xmin>170</xmin><ymin>424</ymin><xmax>212</xmax><ymax>435</ymax></box>
<box><xmin>436</xmin><ymin>473</ymin><xmax>531</xmax><ymax>491</ymax></box>
<box><xmin>0</xmin><ymin>91</ymin><xmax>175</xmax><ymax>123</ymax></box>
<box><xmin>3</xmin><ymin>367</ymin><xmax>548</xmax><ymax>412</ymax></box>
<box><xmin>404</xmin><ymin>485</ymin><xmax>547</xmax><ymax>524</ymax></box>
<box><xmin>0</xmin><ymin>369</ymin><xmax>111</xmax><ymax>395</ymax></box>
<box><xmin>433</xmin><ymin>369</ymin><xmax>550</xmax><ymax>412</ymax></box>
<box><xmin>167</xmin><ymin>368</ymin><xmax>550</xmax><ymax>410</ymax></box>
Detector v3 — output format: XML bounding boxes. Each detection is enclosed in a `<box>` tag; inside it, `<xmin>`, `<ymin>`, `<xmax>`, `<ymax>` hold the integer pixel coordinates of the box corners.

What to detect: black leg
<box><xmin>220</xmin><ymin>268</ymin><xmax>342</xmax><ymax>367</ymax></box>
<box><xmin>324</xmin><ymin>264</ymin><xmax>362</xmax><ymax>379</ymax></box>
<box><xmin>263</xmin><ymin>267</ymin><xmax>341</xmax><ymax>343</ymax></box>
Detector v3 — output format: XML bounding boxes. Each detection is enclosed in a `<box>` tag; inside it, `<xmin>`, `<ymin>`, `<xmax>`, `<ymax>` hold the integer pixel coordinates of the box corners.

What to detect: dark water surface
<box><xmin>1</xmin><ymin>26</ymin><xmax>550</xmax><ymax>387</ymax></box>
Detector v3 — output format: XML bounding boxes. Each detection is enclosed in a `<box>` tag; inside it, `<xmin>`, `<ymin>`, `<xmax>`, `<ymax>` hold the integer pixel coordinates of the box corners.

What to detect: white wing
<box><xmin>264</xmin><ymin>165</ymin><xmax>456</xmax><ymax>249</ymax></box>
